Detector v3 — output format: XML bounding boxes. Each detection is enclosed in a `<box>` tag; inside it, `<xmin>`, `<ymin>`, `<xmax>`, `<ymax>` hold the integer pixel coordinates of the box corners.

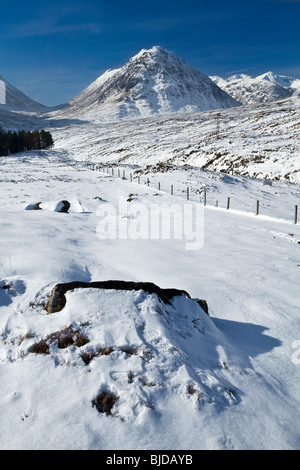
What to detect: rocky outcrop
<box><xmin>45</xmin><ymin>280</ymin><xmax>208</xmax><ymax>315</ymax></box>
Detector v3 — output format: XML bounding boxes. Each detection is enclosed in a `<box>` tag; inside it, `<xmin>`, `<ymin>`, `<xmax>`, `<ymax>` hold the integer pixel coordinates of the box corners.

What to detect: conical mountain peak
<box><xmin>55</xmin><ymin>46</ymin><xmax>240</xmax><ymax>120</ymax></box>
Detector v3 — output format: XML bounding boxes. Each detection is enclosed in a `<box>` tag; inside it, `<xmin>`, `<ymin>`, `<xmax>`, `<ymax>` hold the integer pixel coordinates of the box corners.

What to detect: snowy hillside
<box><xmin>0</xmin><ymin>150</ymin><xmax>299</xmax><ymax>450</ymax></box>
<box><xmin>0</xmin><ymin>75</ymin><xmax>47</xmax><ymax>112</ymax></box>
<box><xmin>209</xmin><ymin>73</ymin><xmax>295</xmax><ymax>105</ymax></box>
<box><xmin>49</xmin><ymin>46</ymin><xmax>239</xmax><ymax>120</ymax></box>
<box><xmin>50</xmin><ymin>95</ymin><xmax>300</xmax><ymax>183</ymax></box>
<box><xmin>0</xmin><ymin>92</ymin><xmax>299</xmax><ymax>184</ymax></box>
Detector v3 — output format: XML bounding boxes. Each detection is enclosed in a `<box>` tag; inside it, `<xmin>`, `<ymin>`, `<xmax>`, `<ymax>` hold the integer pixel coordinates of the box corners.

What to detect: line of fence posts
<box><xmin>86</xmin><ymin>163</ymin><xmax>298</xmax><ymax>224</ymax></box>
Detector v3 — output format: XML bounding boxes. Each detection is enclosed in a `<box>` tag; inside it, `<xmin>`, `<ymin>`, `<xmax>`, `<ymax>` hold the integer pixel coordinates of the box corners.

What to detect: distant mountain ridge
<box><xmin>1</xmin><ymin>48</ymin><xmax>300</xmax><ymax>118</ymax></box>
<box><xmin>256</xmin><ymin>71</ymin><xmax>300</xmax><ymax>89</ymax></box>
<box><xmin>210</xmin><ymin>71</ymin><xmax>300</xmax><ymax>105</ymax></box>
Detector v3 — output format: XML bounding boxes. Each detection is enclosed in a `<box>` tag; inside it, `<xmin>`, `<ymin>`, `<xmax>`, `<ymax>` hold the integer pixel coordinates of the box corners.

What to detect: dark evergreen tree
<box><xmin>40</xmin><ymin>129</ymin><xmax>54</xmax><ymax>149</ymax></box>
<box><xmin>0</xmin><ymin>125</ymin><xmax>9</xmax><ymax>155</ymax></box>
<box><xmin>0</xmin><ymin>128</ymin><xmax>54</xmax><ymax>156</ymax></box>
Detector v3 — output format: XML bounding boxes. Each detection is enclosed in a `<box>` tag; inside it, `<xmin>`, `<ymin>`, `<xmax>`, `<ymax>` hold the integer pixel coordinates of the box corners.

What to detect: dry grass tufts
<box><xmin>138</xmin><ymin>375</ymin><xmax>156</xmax><ymax>387</ymax></box>
<box><xmin>81</xmin><ymin>346</ymin><xmax>114</xmax><ymax>365</ymax></box>
<box><xmin>187</xmin><ymin>384</ymin><xmax>204</xmax><ymax>400</ymax></box>
<box><xmin>29</xmin><ymin>340</ymin><xmax>50</xmax><ymax>355</ymax></box>
<box><xmin>47</xmin><ymin>326</ymin><xmax>89</xmax><ymax>349</ymax></box>
<box><xmin>29</xmin><ymin>325</ymin><xmax>89</xmax><ymax>355</ymax></box>
<box><xmin>92</xmin><ymin>391</ymin><xmax>119</xmax><ymax>415</ymax></box>
<box><xmin>120</xmin><ymin>345</ymin><xmax>139</xmax><ymax>355</ymax></box>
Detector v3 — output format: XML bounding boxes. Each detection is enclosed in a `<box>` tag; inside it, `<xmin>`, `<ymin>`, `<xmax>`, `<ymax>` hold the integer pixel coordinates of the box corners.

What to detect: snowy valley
<box><xmin>0</xmin><ymin>47</ymin><xmax>299</xmax><ymax>450</ymax></box>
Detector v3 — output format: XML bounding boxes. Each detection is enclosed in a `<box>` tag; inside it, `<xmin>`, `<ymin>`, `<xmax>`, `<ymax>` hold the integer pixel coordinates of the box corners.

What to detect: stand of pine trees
<box><xmin>0</xmin><ymin>127</ymin><xmax>54</xmax><ymax>156</ymax></box>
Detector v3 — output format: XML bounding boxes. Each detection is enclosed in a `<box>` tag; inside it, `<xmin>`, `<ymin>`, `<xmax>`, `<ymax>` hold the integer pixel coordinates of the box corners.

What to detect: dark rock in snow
<box><xmin>45</xmin><ymin>280</ymin><xmax>207</xmax><ymax>315</ymax></box>
<box><xmin>196</xmin><ymin>299</ymin><xmax>209</xmax><ymax>315</ymax></box>
<box><xmin>32</xmin><ymin>202</ymin><xmax>42</xmax><ymax>210</ymax></box>
<box><xmin>55</xmin><ymin>200</ymin><xmax>70</xmax><ymax>213</ymax></box>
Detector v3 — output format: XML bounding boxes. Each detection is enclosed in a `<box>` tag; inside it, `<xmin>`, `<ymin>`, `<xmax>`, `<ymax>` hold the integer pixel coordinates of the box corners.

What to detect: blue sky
<box><xmin>0</xmin><ymin>0</ymin><xmax>299</xmax><ymax>106</ymax></box>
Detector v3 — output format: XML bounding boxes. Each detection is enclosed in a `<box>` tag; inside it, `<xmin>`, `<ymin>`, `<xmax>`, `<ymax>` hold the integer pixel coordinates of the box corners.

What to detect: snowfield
<box><xmin>0</xmin><ymin>148</ymin><xmax>299</xmax><ymax>450</ymax></box>
<box><xmin>46</xmin><ymin>95</ymin><xmax>300</xmax><ymax>184</ymax></box>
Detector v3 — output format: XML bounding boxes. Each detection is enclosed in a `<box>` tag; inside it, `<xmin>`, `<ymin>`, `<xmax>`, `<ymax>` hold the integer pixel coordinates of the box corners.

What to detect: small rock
<box><xmin>32</xmin><ymin>202</ymin><xmax>42</xmax><ymax>210</ymax></box>
<box><xmin>55</xmin><ymin>200</ymin><xmax>70</xmax><ymax>213</ymax></box>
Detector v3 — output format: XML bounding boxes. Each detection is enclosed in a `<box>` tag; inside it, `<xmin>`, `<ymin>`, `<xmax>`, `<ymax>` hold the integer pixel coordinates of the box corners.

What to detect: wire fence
<box><xmin>84</xmin><ymin>162</ymin><xmax>299</xmax><ymax>225</ymax></box>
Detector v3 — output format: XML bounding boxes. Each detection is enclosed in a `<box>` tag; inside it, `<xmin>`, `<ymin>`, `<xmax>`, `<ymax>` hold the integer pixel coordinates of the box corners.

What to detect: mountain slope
<box><xmin>0</xmin><ymin>75</ymin><xmax>48</xmax><ymax>112</ymax></box>
<box><xmin>209</xmin><ymin>73</ymin><xmax>294</xmax><ymax>105</ymax></box>
<box><xmin>52</xmin><ymin>94</ymin><xmax>300</xmax><ymax>183</ymax></box>
<box><xmin>52</xmin><ymin>46</ymin><xmax>240</xmax><ymax>121</ymax></box>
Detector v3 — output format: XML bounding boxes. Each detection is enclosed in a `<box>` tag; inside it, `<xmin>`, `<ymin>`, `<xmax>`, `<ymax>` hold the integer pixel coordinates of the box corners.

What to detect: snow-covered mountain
<box><xmin>209</xmin><ymin>73</ymin><xmax>296</xmax><ymax>105</ymax></box>
<box><xmin>0</xmin><ymin>75</ymin><xmax>47</xmax><ymax>112</ymax></box>
<box><xmin>52</xmin><ymin>46</ymin><xmax>240</xmax><ymax>120</ymax></box>
<box><xmin>257</xmin><ymin>71</ymin><xmax>300</xmax><ymax>91</ymax></box>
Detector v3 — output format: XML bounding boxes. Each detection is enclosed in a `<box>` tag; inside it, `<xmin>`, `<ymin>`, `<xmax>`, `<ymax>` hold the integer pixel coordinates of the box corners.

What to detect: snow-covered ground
<box><xmin>48</xmin><ymin>95</ymin><xmax>300</xmax><ymax>184</ymax></box>
<box><xmin>0</xmin><ymin>149</ymin><xmax>299</xmax><ymax>450</ymax></box>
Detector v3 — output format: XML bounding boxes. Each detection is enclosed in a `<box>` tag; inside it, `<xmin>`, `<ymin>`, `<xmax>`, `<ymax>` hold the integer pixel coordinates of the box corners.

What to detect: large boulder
<box><xmin>45</xmin><ymin>280</ymin><xmax>208</xmax><ymax>315</ymax></box>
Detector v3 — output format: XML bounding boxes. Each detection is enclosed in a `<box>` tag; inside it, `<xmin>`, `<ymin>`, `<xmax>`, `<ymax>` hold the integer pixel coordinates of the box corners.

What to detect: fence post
<box><xmin>123</xmin><ymin>170</ymin><xmax>125</xmax><ymax>179</ymax></box>
<box><xmin>112</xmin><ymin>168</ymin><xmax>114</xmax><ymax>176</ymax></box>
<box><xmin>158</xmin><ymin>182</ymin><xmax>161</xmax><ymax>191</ymax></box>
<box><xmin>138</xmin><ymin>176</ymin><xmax>140</xmax><ymax>184</ymax></box>
<box><xmin>130</xmin><ymin>173</ymin><xmax>132</xmax><ymax>182</ymax></box>
<box><xmin>171</xmin><ymin>184</ymin><xmax>173</xmax><ymax>195</ymax></box>
<box><xmin>256</xmin><ymin>200</ymin><xmax>259</xmax><ymax>216</ymax></box>
<box><xmin>295</xmin><ymin>205</ymin><xmax>298</xmax><ymax>224</ymax></box>
<box><xmin>187</xmin><ymin>187</ymin><xmax>189</xmax><ymax>201</ymax></box>
<box><xmin>204</xmin><ymin>190</ymin><xmax>206</xmax><ymax>206</ymax></box>
<box><xmin>147</xmin><ymin>178</ymin><xmax>150</xmax><ymax>186</ymax></box>
<box><xmin>227</xmin><ymin>197</ymin><xmax>230</xmax><ymax>210</ymax></box>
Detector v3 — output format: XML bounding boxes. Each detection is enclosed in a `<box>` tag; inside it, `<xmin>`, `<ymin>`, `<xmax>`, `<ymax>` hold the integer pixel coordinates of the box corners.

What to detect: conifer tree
<box><xmin>0</xmin><ymin>128</ymin><xmax>54</xmax><ymax>156</ymax></box>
